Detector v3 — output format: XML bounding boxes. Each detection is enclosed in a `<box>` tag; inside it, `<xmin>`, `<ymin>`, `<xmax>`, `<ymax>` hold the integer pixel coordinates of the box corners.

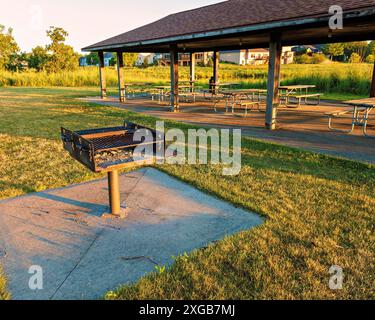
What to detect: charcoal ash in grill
<box><xmin>95</xmin><ymin>149</ymin><xmax>134</xmax><ymax>169</ymax></box>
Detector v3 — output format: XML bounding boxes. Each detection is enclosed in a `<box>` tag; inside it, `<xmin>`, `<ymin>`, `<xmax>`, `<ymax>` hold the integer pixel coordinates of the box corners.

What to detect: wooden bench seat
<box><xmin>294</xmin><ymin>93</ymin><xmax>322</xmax><ymax>107</ymax></box>
<box><xmin>325</xmin><ymin>107</ymin><xmax>366</xmax><ymax>117</ymax></box>
<box><xmin>237</xmin><ymin>101</ymin><xmax>260</xmax><ymax>115</ymax></box>
<box><xmin>294</xmin><ymin>93</ymin><xmax>322</xmax><ymax>98</ymax></box>
<box><xmin>179</xmin><ymin>92</ymin><xmax>199</xmax><ymax>103</ymax></box>
<box><xmin>282</xmin><ymin>93</ymin><xmax>322</xmax><ymax>107</ymax></box>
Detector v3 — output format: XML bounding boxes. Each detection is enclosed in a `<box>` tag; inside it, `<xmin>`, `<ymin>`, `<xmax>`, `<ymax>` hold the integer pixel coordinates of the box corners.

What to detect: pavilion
<box><xmin>82</xmin><ymin>0</ymin><xmax>375</xmax><ymax>130</ymax></box>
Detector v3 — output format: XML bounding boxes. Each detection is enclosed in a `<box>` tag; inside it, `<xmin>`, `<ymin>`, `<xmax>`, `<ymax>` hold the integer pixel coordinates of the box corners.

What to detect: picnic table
<box><xmin>153</xmin><ymin>86</ymin><xmax>170</xmax><ymax>103</ymax></box>
<box><xmin>180</xmin><ymin>80</ymin><xmax>196</xmax><ymax>92</ymax></box>
<box><xmin>279</xmin><ymin>85</ymin><xmax>322</xmax><ymax>107</ymax></box>
<box><xmin>203</xmin><ymin>83</ymin><xmax>241</xmax><ymax>99</ymax></box>
<box><xmin>180</xmin><ymin>80</ymin><xmax>196</xmax><ymax>86</ymax></box>
<box><xmin>326</xmin><ymin>97</ymin><xmax>375</xmax><ymax>137</ymax></box>
<box><xmin>211</xmin><ymin>82</ymin><xmax>240</xmax><ymax>90</ymax></box>
<box><xmin>124</xmin><ymin>83</ymin><xmax>153</xmax><ymax>98</ymax></box>
<box><xmin>220</xmin><ymin>89</ymin><xmax>268</xmax><ymax>114</ymax></box>
<box><xmin>153</xmin><ymin>85</ymin><xmax>195</xmax><ymax>104</ymax></box>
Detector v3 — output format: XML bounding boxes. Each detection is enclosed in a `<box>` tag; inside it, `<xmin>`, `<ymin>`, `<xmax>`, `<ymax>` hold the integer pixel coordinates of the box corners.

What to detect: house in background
<box><xmin>220</xmin><ymin>47</ymin><xmax>294</xmax><ymax>65</ymax></box>
<box><xmin>194</xmin><ymin>52</ymin><xmax>212</xmax><ymax>65</ymax></box>
<box><xmin>292</xmin><ymin>45</ymin><xmax>323</xmax><ymax>56</ymax></box>
<box><xmin>247</xmin><ymin>49</ymin><xmax>270</xmax><ymax>65</ymax></box>
<box><xmin>78</xmin><ymin>48</ymin><xmax>295</xmax><ymax>68</ymax></box>
<box><xmin>79</xmin><ymin>52</ymin><xmax>113</xmax><ymax>67</ymax></box>
<box><xmin>155</xmin><ymin>52</ymin><xmax>212</xmax><ymax>66</ymax></box>
<box><xmin>136</xmin><ymin>53</ymin><xmax>156</xmax><ymax>66</ymax></box>
<box><xmin>282</xmin><ymin>46</ymin><xmax>295</xmax><ymax>64</ymax></box>
<box><xmin>79</xmin><ymin>56</ymin><xmax>88</xmax><ymax>67</ymax></box>
<box><xmin>220</xmin><ymin>49</ymin><xmax>268</xmax><ymax>65</ymax></box>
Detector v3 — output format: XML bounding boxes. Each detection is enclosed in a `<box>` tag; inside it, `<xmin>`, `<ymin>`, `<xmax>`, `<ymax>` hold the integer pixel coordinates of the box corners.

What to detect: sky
<box><xmin>0</xmin><ymin>0</ymin><xmax>222</xmax><ymax>53</ymax></box>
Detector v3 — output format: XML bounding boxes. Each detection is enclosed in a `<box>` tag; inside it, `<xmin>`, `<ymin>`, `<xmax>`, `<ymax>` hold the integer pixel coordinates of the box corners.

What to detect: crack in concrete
<box><xmin>120</xmin><ymin>256</ymin><xmax>159</xmax><ymax>266</ymax></box>
<box><xmin>48</xmin><ymin>170</ymin><xmax>149</xmax><ymax>300</ymax></box>
<box><xmin>49</xmin><ymin>228</ymin><xmax>105</xmax><ymax>300</ymax></box>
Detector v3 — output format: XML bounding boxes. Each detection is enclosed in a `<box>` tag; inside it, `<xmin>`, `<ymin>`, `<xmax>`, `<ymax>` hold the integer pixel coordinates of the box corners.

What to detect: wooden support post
<box><xmin>213</xmin><ymin>51</ymin><xmax>219</xmax><ymax>94</ymax></box>
<box><xmin>190</xmin><ymin>52</ymin><xmax>196</xmax><ymax>93</ymax></box>
<box><xmin>170</xmin><ymin>48</ymin><xmax>179</xmax><ymax>112</ymax></box>
<box><xmin>116</xmin><ymin>52</ymin><xmax>125</xmax><ymax>102</ymax></box>
<box><xmin>265</xmin><ymin>34</ymin><xmax>282</xmax><ymax>130</ymax></box>
<box><xmin>371</xmin><ymin>62</ymin><xmax>375</xmax><ymax>97</ymax></box>
<box><xmin>98</xmin><ymin>51</ymin><xmax>107</xmax><ymax>99</ymax></box>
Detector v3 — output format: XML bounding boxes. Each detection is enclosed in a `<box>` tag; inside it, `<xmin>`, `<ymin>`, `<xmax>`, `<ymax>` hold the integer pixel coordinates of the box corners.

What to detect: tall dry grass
<box><xmin>0</xmin><ymin>63</ymin><xmax>373</xmax><ymax>95</ymax></box>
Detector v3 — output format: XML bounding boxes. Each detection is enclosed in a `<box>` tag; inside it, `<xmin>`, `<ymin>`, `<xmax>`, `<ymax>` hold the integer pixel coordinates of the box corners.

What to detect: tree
<box><xmin>349</xmin><ymin>53</ymin><xmax>361</xmax><ymax>63</ymax></box>
<box><xmin>366</xmin><ymin>41</ymin><xmax>375</xmax><ymax>57</ymax></box>
<box><xmin>123</xmin><ymin>53</ymin><xmax>138</xmax><ymax>67</ymax></box>
<box><xmin>28</xmin><ymin>46</ymin><xmax>49</xmax><ymax>71</ymax></box>
<box><xmin>365</xmin><ymin>54</ymin><xmax>374</xmax><ymax>64</ymax></box>
<box><xmin>109</xmin><ymin>53</ymin><xmax>117</xmax><ymax>67</ymax></box>
<box><xmin>0</xmin><ymin>25</ymin><xmax>19</xmax><ymax>70</ymax></box>
<box><xmin>6</xmin><ymin>52</ymin><xmax>29</xmax><ymax>72</ymax></box>
<box><xmin>85</xmin><ymin>52</ymin><xmax>99</xmax><ymax>65</ymax></box>
<box><xmin>44</xmin><ymin>26</ymin><xmax>79</xmax><ymax>73</ymax></box>
<box><xmin>46</xmin><ymin>26</ymin><xmax>68</xmax><ymax>44</ymax></box>
<box><xmin>323</xmin><ymin>43</ymin><xmax>344</xmax><ymax>61</ymax></box>
<box><xmin>344</xmin><ymin>41</ymin><xmax>368</xmax><ymax>62</ymax></box>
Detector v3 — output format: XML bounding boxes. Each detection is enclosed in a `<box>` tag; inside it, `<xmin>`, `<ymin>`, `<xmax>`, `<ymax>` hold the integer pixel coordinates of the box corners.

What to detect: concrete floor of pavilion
<box><xmin>86</xmin><ymin>95</ymin><xmax>375</xmax><ymax>164</ymax></box>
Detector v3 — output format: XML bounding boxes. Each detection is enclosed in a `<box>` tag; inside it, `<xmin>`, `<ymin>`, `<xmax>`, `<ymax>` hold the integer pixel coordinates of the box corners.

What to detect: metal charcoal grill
<box><xmin>61</xmin><ymin>121</ymin><xmax>164</xmax><ymax>216</ymax></box>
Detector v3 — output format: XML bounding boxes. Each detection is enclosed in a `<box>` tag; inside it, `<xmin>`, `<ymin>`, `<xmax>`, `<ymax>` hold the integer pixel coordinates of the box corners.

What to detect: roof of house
<box><xmin>221</xmin><ymin>48</ymin><xmax>269</xmax><ymax>53</ymax></box>
<box><xmin>83</xmin><ymin>0</ymin><xmax>375</xmax><ymax>51</ymax></box>
<box><xmin>292</xmin><ymin>44</ymin><xmax>324</xmax><ymax>52</ymax></box>
<box><xmin>250</xmin><ymin>48</ymin><xmax>269</xmax><ymax>53</ymax></box>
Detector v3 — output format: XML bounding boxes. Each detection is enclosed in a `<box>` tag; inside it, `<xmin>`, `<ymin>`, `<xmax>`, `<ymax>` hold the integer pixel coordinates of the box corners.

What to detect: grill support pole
<box><xmin>98</xmin><ymin>51</ymin><xmax>107</xmax><ymax>99</ymax></box>
<box><xmin>108</xmin><ymin>170</ymin><xmax>121</xmax><ymax>216</ymax></box>
<box><xmin>265</xmin><ymin>33</ymin><xmax>282</xmax><ymax>130</ymax></box>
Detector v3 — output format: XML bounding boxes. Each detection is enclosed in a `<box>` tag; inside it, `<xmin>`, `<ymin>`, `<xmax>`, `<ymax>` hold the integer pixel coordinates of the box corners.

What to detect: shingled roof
<box><xmin>83</xmin><ymin>0</ymin><xmax>375</xmax><ymax>51</ymax></box>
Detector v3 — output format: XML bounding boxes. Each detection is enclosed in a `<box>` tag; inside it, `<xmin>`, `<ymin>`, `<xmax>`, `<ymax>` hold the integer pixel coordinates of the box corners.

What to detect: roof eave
<box><xmin>82</xmin><ymin>7</ymin><xmax>375</xmax><ymax>52</ymax></box>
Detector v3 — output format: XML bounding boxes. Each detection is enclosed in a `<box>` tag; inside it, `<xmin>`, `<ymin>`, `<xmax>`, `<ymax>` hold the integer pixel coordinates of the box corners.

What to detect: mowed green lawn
<box><xmin>0</xmin><ymin>266</ymin><xmax>10</xmax><ymax>300</ymax></box>
<box><xmin>0</xmin><ymin>87</ymin><xmax>374</xmax><ymax>300</ymax></box>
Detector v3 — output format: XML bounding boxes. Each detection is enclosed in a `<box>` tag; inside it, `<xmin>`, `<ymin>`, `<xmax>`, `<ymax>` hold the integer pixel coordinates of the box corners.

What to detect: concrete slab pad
<box><xmin>0</xmin><ymin>168</ymin><xmax>263</xmax><ymax>300</ymax></box>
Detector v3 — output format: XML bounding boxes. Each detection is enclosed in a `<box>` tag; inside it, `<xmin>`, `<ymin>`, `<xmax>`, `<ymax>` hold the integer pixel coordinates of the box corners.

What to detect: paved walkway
<box><xmin>0</xmin><ymin>168</ymin><xmax>262</xmax><ymax>300</ymax></box>
<box><xmin>86</xmin><ymin>97</ymin><xmax>375</xmax><ymax>164</ymax></box>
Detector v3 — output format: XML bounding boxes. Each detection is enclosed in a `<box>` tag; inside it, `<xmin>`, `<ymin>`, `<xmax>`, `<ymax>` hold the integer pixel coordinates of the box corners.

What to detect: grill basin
<box><xmin>61</xmin><ymin>122</ymin><xmax>163</xmax><ymax>173</ymax></box>
<box><xmin>61</xmin><ymin>122</ymin><xmax>164</xmax><ymax>216</ymax></box>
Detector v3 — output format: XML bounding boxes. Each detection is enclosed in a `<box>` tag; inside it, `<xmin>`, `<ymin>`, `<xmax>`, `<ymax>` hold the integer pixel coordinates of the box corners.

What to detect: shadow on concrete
<box><xmin>36</xmin><ymin>193</ymin><xmax>109</xmax><ymax>217</ymax></box>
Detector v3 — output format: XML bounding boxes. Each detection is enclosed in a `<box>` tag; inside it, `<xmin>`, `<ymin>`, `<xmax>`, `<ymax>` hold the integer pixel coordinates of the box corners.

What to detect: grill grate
<box><xmin>90</xmin><ymin>134</ymin><xmax>136</xmax><ymax>151</ymax></box>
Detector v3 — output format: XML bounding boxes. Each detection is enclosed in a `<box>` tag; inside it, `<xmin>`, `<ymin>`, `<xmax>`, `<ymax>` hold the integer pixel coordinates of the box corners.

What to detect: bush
<box><xmin>311</xmin><ymin>54</ymin><xmax>327</xmax><ymax>64</ymax></box>
<box><xmin>294</xmin><ymin>54</ymin><xmax>311</xmax><ymax>64</ymax></box>
<box><xmin>349</xmin><ymin>53</ymin><xmax>362</xmax><ymax>63</ymax></box>
<box><xmin>294</xmin><ymin>54</ymin><xmax>327</xmax><ymax>65</ymax></box>
<box><xmin>365</xmin><ymin>54</ymin><xmax>374</xmax><ymax>64</ymax></box>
